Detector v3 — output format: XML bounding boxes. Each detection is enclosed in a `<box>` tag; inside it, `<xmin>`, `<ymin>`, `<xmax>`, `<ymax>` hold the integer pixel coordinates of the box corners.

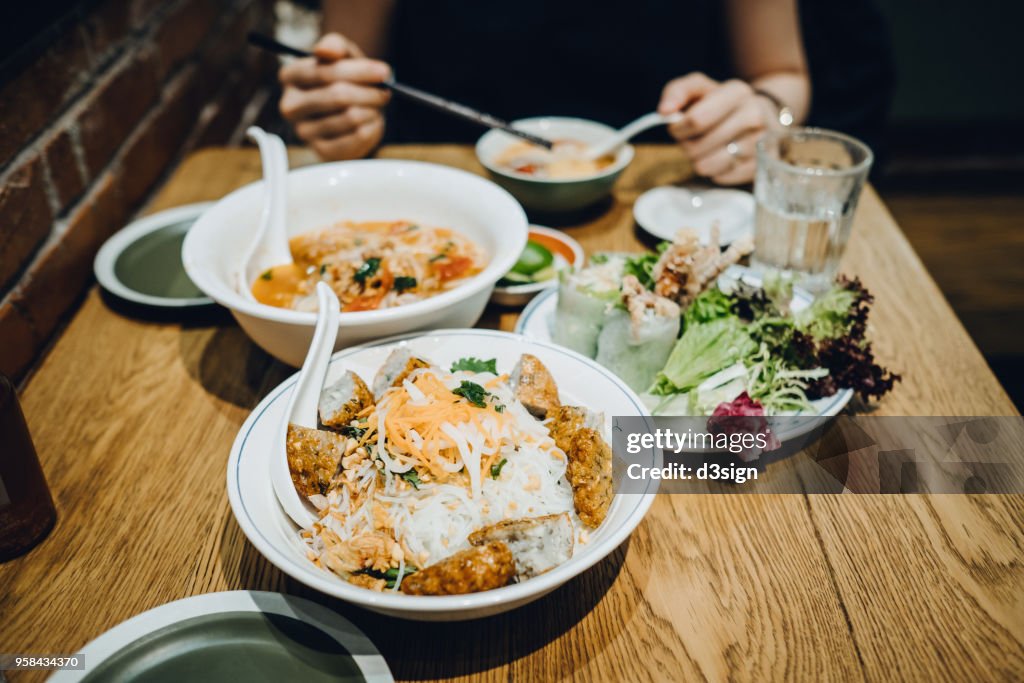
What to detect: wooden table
<box><xmin>3</xmin><ymin>146</ymin><xmax>1022</xmax><ymax>682</ymax></box>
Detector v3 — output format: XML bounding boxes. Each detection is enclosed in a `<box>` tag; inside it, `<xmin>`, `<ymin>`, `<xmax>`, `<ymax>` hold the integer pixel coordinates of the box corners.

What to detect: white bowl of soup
<box><xmin>183</xmin><ymin>160</ymin><xmax>528</xmax><ymax>366</ymax></box>
<box><xmin>476</xmin><ymin>117</ymin><xmax>634</xmax><ymax>213</ymax></box>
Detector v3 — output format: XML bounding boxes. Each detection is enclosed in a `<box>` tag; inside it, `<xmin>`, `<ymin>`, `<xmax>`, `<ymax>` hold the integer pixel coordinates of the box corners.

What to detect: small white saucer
<box><xmin>94</xmin><ymin>202</ymin><xmax>215</xmax><ymax>307</ymax></box>
<box><xmin>633</xmin><ymin>186</ymin><xmax>754</xmax><ymax>246</ymax></box>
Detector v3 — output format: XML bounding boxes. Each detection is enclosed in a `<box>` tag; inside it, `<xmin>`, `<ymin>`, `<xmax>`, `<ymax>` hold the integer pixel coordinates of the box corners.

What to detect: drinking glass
<box><xmin>752</xmin><ymin>127</ymin><xmax>873</xmax><ymax>290</ymax></box>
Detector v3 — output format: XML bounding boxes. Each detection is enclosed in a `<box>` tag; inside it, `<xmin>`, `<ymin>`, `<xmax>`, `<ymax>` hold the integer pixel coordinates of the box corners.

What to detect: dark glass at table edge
<box><xmin>0</xmin><ymin>374</ymin><xmax>56</xmax><ymax>562</ymax></box>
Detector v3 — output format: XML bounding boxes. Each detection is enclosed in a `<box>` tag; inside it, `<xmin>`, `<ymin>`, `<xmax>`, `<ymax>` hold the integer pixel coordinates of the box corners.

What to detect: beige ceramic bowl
<box><xmin>476</xmin><ymin>117</ymin><xmax>634</xmax><ymax>213</ymax></box>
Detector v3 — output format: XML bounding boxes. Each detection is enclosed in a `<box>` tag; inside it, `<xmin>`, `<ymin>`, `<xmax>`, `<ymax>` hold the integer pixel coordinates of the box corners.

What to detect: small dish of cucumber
<box><xmin>491</xmin><ymin>225</ymin><xmax>585</xmax><ymax>306</ymax></box>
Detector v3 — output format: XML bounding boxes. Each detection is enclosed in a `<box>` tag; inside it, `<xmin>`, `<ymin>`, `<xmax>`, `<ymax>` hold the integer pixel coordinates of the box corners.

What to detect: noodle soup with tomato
<box><xmin>252</xmin><ymin>220</ymin><xmax>486</xmax><ymax>312</ymax></box>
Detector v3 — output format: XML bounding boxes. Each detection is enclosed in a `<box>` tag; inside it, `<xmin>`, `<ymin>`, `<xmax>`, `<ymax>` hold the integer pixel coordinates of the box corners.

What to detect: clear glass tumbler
<box><xmin>752</xmin><ymin>127</ymin><xmax>873</xmax><ymax>289</ymax></box>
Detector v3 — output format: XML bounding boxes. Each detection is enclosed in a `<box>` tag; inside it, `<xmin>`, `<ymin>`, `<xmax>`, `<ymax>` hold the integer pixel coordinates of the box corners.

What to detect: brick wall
<box><xmin>0</xmin><ymin>0</ymin><xmax>277</xmax><ymax>382</ymax></box>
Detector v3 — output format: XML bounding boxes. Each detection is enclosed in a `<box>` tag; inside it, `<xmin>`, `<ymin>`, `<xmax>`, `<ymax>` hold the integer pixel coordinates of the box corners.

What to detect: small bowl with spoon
<box><xmin>475</xmin><ymin>112</ymin><xmax>682</xmax><ymax>213</ymax></box>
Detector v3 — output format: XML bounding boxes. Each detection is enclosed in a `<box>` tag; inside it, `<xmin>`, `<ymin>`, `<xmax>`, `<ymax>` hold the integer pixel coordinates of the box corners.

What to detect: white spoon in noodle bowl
<box><xmin>273</xmin><ymin>282</ymin><xmax>340</xmax><ymax>527</ymax></box>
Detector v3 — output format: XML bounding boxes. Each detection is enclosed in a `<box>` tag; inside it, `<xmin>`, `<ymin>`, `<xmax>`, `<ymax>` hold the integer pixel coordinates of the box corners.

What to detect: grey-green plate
<box><xmin>49</xmin><ymin>591</ymin><xmax>392</xmax><ymax>683</ymax></box>
<box><xmin>94</xmin><ymin>203</ymin><xmax>215</xmax><ymax>307</ymax></box>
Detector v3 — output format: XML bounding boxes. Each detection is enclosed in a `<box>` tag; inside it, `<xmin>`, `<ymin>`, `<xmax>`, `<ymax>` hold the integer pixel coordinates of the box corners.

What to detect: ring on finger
<box><xmin>726</xmin><ymin>140</ymin><xmax>743</xmax><ymax>159</ymax></box>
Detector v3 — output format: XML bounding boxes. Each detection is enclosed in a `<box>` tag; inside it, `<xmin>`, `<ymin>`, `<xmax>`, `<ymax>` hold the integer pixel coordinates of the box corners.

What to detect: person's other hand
<box><xmin>658</xmin><ymin>73</ymin><xmax>773</xmax><ymax>185</ymax></box>
<box><xmin>279</xmin><ymin>33</ymin><xmax>391</xmax><ymax>160</ymax></box>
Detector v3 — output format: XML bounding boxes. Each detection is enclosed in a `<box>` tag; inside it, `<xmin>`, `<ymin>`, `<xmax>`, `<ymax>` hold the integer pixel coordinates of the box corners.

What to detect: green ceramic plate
<box><xmin>49</xmin><ymin>591</ymin><xmax>392</xmax><ymax>683</ymax></box>
<box><xmin>94</xmin><ymin>203</ymin><xmax>214</xmax><ymax>307</ymax></box>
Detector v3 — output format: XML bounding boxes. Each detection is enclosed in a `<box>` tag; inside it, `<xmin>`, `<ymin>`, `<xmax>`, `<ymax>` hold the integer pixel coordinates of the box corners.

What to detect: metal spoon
<box><xmin>584</xmin><ymin>111</ymin><xmax>685</xmax><ymax>161</ymax></box>
<box><xmin>273</xmin><ymin>282</ymin><xmax>340</xmax><ymax>527</ymax></box>
<box><xmin>239</xmin><ymin>126</ymin><xmax>291</xmax><ymax>299</ymax></box>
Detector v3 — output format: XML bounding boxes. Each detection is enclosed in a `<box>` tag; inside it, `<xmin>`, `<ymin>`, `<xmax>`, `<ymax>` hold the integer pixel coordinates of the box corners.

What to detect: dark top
<box><xmin>382</xmin><ymin>0</ymin><xmax>893</xmax><ymax>153</ymax></box>
<box><xmin>385</xmin><ymin>0</ymin><xmax>731</xmax><ymax>143</ymax></box>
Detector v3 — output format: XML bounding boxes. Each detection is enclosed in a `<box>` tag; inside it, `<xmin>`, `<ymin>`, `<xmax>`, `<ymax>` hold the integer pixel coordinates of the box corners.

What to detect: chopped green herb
<box><xmin>356</xmin><ymin>564</ymin><xmax>418</xmax><ymax>589</ymax></box>
<box><xmin>260</xmin><ymin>269</ymin><xmax>273</xmax><ymax>281</ymax></box>
<box><xmin>319</xmin><ymin>263</ymin><xmax>328</xmax><ymax>276</ymax></box>
<box><xmin>338</xmin><ymin>424</ymin><xmax>366</xmax><ymax>439</ymax></box>
<box><xmin>490</xmin><ymin>458</ymin><xmax>508</xmax><ymax>479</ymax></box>
<box><xmin>394</xmin><ymin>276</ymin><xmax>417</xmax><ymax>293</ymax></box>
<box><xmin>384</xmin><ymin>565</ymin><xmax>417</xmax><ymax>580</ymax></box>
<box><xmin>429</xmin><ymin>241</ymin><xmax>455</xmax><ymax>262</ymax></box>
<box><xmin>494</xmin><ymin>404</ymin><xmax>505</xmax><ymax>413</ymax></box>
<box><xmin>623</xmin><ymin>251</ymin><xmax>660</xmax><ymax>290</ymax></box>
<box><xmin>452</xmin><ymin>380</ymin><xmax>489</xmax><ymax>408</ymax></box>
<box><xmin>450</xmin><ymin>357</ymin><xmax>497</xmax><ymax>374</ymax></box>
<box><xmin>354</xmin><ymin>257</ymin><xmax>381</xmax><ymax>285</ymax></box>
<box><xmin>400</xmin><ymin>469</ymin><xmax>422</xmax><ymax>489</ymax></box>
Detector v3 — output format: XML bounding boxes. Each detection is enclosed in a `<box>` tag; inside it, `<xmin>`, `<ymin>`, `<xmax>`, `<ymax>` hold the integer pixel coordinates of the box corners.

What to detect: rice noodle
<box><xmin>301</xmin><ymin>365</ymin><xmax>580</xmax><ymax>585</ymax></box>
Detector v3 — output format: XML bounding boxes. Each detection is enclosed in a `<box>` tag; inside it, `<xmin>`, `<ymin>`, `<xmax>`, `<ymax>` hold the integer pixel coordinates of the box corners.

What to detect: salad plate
<box><xmin>516</xmin><ymin>265</ymin><xmax>854</xmax><ymax>421</ymax></box>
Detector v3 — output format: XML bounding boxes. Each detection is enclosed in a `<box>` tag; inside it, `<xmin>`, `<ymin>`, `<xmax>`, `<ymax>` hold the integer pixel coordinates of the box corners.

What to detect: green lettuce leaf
<box><xmin>683</xmin><ymin>287</ymin><xmax>737</xmax><ymax>328</ymax></box>
<box><xmin>794</xmin><ymin>283</ymin><xmax>860</xmax><ymax>341</ymax></box>
<box><xmin>652</xmin><ymin>317</ymin><xmax>756</xmax><ymax>394</ymax></box>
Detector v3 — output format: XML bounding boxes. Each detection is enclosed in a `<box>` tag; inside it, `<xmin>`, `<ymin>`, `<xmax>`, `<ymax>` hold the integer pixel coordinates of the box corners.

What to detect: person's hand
<box><xmin>658</xmin><ymin>73</ymin><xmax>774</xmax><ymax>185</ymax></box>
<box><xmin>278</xmin><ymin>33</ymin><xmax>391</xmax><ymax>160</ymax></box>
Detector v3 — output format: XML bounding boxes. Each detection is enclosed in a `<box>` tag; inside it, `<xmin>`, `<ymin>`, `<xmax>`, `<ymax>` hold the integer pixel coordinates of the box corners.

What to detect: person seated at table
<box><xmin>278</xmin><ymin>0</ymin><xmax>890</xmax><ymax>186</ymax></box>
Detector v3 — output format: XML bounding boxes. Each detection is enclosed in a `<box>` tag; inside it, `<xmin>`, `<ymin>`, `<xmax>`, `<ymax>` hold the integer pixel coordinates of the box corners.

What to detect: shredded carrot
<box><xmin>354</xmin><ymin>371</ymin><xmax>515</xmax><ymax>485</ymax></box>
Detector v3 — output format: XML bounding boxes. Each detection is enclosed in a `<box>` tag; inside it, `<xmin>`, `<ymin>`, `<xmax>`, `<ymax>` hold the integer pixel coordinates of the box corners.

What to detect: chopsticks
<box><xmin>247</xmin><ymin>32</ymin><xmax>554</xmax><ymax>150</ymax></box>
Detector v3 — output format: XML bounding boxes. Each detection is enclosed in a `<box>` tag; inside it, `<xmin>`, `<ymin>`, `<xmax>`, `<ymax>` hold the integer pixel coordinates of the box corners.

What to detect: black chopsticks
<box><xmin>247</xmin><ymin>32</ymin><xmax>554</xmax><ymax>150</ymax></box>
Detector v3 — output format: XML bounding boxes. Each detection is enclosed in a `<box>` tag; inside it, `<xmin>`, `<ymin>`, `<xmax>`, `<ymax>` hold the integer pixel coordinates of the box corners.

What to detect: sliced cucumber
<box><xmin>511</xmin><ymin>241</ymin><xmax>554</xmax><ymax>276</ymax></box>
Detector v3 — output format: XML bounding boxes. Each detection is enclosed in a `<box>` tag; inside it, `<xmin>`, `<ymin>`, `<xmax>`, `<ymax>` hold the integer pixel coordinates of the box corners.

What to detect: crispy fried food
<box><xmin>653</xmin><ymin>227</ymin><xmax>753</xmax><ymax>306</ymax></box>
<box><xmin>285</xmin><ymin>424</ymin><xmax>346</xmax><ymax>498</ymax></box>
<box><xmin>319</xmin><ymin>370</ymin><xmax>374</xmax><ymax>429</ymax></box>
<box><xmin>347</xmin><ymin>572</ymin><xmax>387</xmax><ymax>591</ymax></box>
<box><xmin>469</xmin><ymin>513</ymin><xmax>573</xmax><ymax>580</ymax></box>
<box><xmin>546</xmin><ymin>405</ymin><xmax>613</xmax><ymax>528</ymax></box>
<box><xmin>511</xmin><ymin>353</ymin><xmax>561</xmax><ymax>419</ymax></box>
<box><xmin>399</xmin><ymin>541</ymin><xmax>515</xmax><ymax>595</ymax></box>
<box><xmin>565</xmin><ymin>427</ymin><xmax>613</xmax><ymax>528</ymax></box>
<box><xmin>622</xmin><ymin>274</ymin><xmax>680</xmax><ymax>330</ymax></box>
<box><xmin>547</xmin><ymin>405</ymin><xmax>602</xmax><ymax>455</ymax></box>
<box><xmin>320</xmin><ymin>530</ymin><xmax>397</xmax><ymax>575</ymax></box>
<box><xmin>372</xmin><ymin>348</ymin><xmax>431</xmax><ymax>397</ymax></box>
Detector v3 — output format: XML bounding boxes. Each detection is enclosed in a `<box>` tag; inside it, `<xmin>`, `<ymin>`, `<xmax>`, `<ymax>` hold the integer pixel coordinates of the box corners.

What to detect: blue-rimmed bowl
<box><xmin>227</xmin><ymin>329</ymin><xmax>659</xmax><ymax>621</ymax></box>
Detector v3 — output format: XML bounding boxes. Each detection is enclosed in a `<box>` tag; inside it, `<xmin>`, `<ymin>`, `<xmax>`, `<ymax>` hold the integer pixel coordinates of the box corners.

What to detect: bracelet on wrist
<box><xmin>753</xmin><ymin>88</ymin><xmax>794</xmax><ymax>127</ymax></box>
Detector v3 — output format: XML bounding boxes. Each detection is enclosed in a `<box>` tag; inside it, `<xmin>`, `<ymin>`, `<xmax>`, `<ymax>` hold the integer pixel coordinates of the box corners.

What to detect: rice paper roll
<box><xmin>552</xmin><ymin>256</ymin><xmax>625</xmax><ymax>358</ymax></box>
<box><xmin>594</xmin><ymin>274</ymin><xmax>681</xmax><ymax>393</ymax></box>
<box><xmin>596</xmin><ymin>308</ymin><xmax>680</xmax><ymax>393</ymax></box>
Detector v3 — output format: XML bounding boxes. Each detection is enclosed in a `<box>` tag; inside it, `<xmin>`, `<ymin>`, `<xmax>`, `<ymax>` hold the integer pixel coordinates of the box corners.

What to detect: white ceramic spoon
<box><xmin>273</xmin><ymin>282</ymin><xmax>341</xmax><ymax>527</ymax></box>
<box><xmin>238</xmin><ymin>126</ymin><xmax>291</xmax><ymax>300</ymax></box>
<box><xmin>584</xmin><ymin>111</ymin><xmax>685</xmax><ymax>161</ymax></box>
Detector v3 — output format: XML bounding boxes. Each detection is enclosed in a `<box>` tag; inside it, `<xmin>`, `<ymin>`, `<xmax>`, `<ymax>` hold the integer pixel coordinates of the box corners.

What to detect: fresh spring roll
<box><xmin>595</xmin><ymin>275</ymin><xmax>681</xmax><ymax>393</ymax></box>
<box><xmin>552</xmin><ymin>255</ymin><xmax>626</xmax><ymax>358</ymax></box>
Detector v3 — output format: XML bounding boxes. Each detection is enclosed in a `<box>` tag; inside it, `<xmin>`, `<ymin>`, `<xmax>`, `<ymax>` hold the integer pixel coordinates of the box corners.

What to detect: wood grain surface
<box><xmin>2</xmin><ymin>145</ymin><xmax>1021</xmax><ymax>682</ymax></box>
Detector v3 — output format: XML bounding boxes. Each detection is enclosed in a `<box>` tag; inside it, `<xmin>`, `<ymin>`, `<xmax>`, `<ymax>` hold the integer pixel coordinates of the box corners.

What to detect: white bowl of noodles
<box><xmin>227</xmin><ymin>329</ymin><xmax>659</xmax><ymax>621</ymax></box>
<box><xmin>183</xmin><ymin>160</ymin><xmax>528</xmax><ymax>366</ymax></box>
